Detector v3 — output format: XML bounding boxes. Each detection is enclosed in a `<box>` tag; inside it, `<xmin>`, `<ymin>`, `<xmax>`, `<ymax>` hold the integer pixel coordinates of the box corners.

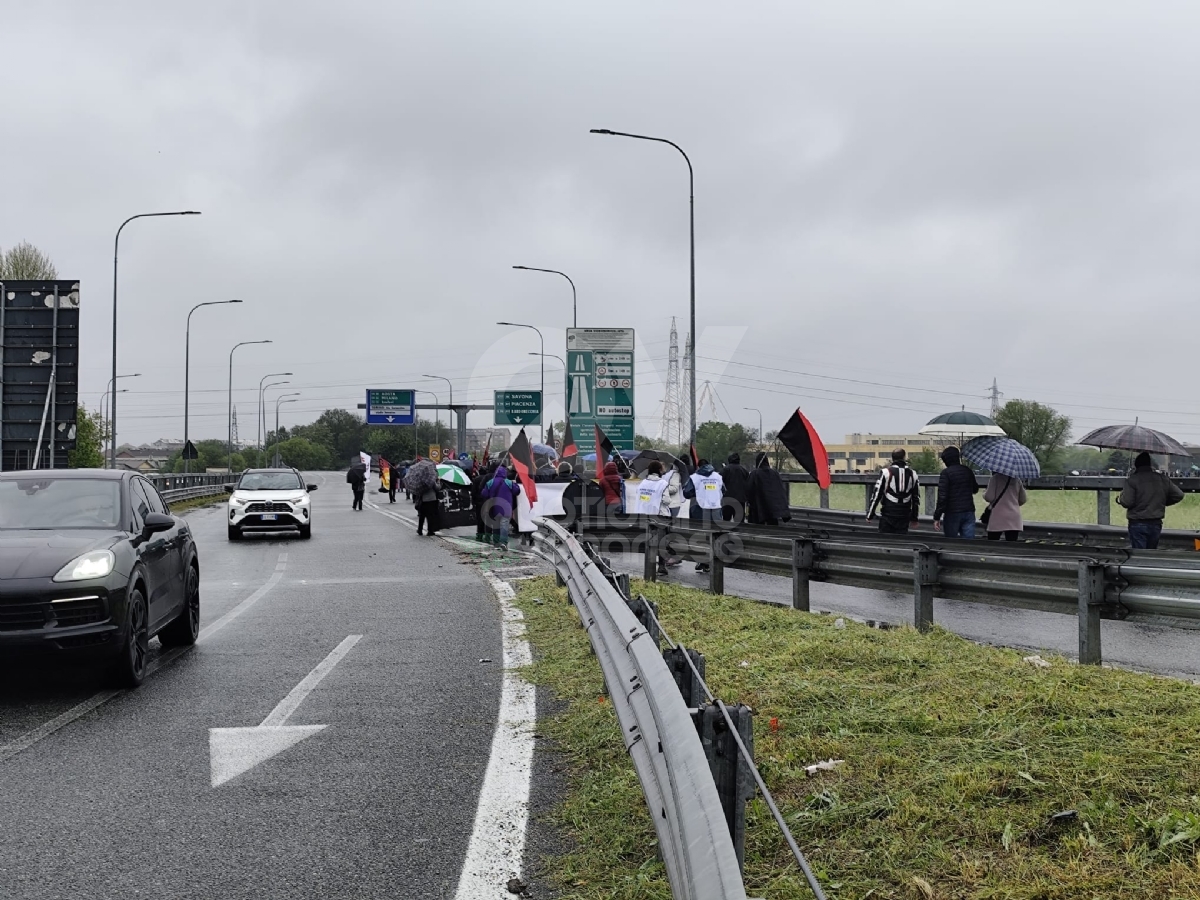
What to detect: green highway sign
<box><xmin>365</xmin><ymin>389</ymin><xmax>415</xmax><ymax>425</ymax></box>
<box><xmin>494</xmin><ymin>390</ymin><xmax>543</xmax><ymax>427</ymax></box>
<box><xmin>565</xmin><ymin>327</ymin><xmax>636</xmax><ymax>450</ymax></box>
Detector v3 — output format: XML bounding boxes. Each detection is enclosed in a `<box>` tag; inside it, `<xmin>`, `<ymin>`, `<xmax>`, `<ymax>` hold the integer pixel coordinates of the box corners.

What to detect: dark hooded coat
<box><xmin>747</xmin><ymin>452</ymin><xmax>790</xmax><ymax>525</ymax></box>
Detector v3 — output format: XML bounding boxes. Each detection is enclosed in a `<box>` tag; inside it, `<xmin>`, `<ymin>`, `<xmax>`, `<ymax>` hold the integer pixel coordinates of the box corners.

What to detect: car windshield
<box><xmin>0</xmin><ymin>478</ymin><xmax>122</xmax><ymax>530</ymax></box>
<box><xmin>237</xmin><ymin>473</ymin><xmax>303</xmax><ymax>491</ymax></box>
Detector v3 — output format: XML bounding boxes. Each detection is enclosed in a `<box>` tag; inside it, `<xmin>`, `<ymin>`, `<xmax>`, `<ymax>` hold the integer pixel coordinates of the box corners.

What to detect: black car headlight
<box><xmin>53</xmin><ymin>550</ymin><xmax>116</xmax><ymax>583</ymax></box>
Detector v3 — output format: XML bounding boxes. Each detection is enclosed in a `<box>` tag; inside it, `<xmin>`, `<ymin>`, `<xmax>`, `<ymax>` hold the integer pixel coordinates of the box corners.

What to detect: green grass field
<box><xmin>790</xmin><ymin>483</ymin><xmax>1200</xmax><ymax>530</ymax></box>
<box><xmin>516</xmin><ymin>575</ymin><xmax>1200</xmax><ymax>899</ymax></box>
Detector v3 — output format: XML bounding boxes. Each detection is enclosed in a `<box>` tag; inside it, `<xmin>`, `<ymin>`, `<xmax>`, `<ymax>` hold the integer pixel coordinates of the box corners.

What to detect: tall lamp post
<box><xmin>744</xmin><ymin>407</ymin><xmax>763</xmax><ymax>445</ymax></box>
<box><xmin>529</xmin><ymin>352</ymin><xmax>564</xmax><ymax>442</ymax></box>
<box><xmin>497</xmin><ymin>322</ymin><xmax>544</xmax><ymax>442</ymax></box>
<box><xmin>421</xmin><ymin>375</ymin><xmax>454</xmax><ymax>452</ymax></box>
<box><xmin>419</xmin><ymin>389</ymin><xmax>442</xmax><ymax>450</ymax></box>
<box><xmin>100</xmin><ymin>388</ymin><xmax>128</xmax><ymax>465</ymax></box>
<box><xmin>272</xmin><ymin>393</ymin><xmax>300</xmax><ymax>466</ymax></box>
<box><xmin>227</xmin><ymin>340</ymin><xmax>271</xmax><ymax>473</ymax></box>
<box><xmin>589</xmin><ymin>128</ymin><xmax>695</xmax><ymax>447</ymax></box>
<box><xmin>512</xmin><ymin>266</ymin><xmax>577</xmax><ymax>328</ymax></box>
<box><xmin>261</xmin><ymin>381</ymin><xmax>291</xmax><ymax>453</ymax></box>
<box><xmin>258</xmin><ymin>371</ymin><xmax>293</xmax><ymax>453</ymax></box>
<box><xmin>103</xmin><ymin>373</ymin><xmax>141</xmax><ymax>468</ymax></box>
<box><xmin>111</xmin><ymin>209</ymin><xmax>201</xmax><ymax>468</ymax></box>
<box><xmin>184</xmin><ymin>298</ymin><xmax>241</xmax><ymax>473</ymax></box>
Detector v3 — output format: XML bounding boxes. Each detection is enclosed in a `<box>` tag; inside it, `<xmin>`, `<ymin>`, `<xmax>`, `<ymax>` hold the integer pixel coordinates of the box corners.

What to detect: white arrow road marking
<box><xmin>209</xmin><ymin>634</ymin><xmax>362</xmax><ymax>787</ymax></box>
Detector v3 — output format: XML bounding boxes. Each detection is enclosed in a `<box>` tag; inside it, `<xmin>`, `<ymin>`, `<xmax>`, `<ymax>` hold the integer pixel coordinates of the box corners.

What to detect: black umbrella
<box><xmin>1077</xmin><ymin>423</ymin><xmax>1191</xmax><ymax>457</ymax></box>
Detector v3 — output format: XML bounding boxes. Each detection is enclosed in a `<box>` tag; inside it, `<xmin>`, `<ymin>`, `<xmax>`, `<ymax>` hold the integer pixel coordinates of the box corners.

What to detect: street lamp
<box><xmin>110</xmin><ymin>209</ymin><xmax>201</xmax><ymax>468</ymax></box>
<box><xmin>590</xmin><ymin>128</ymin><xmax>695</xmax><ymax>447</ymax></box>
<box><xmin>272</xmin><ymin>393</ymin><xmax>300</xmax><ymax>466</ymax></box>
<box><xmin>261</xmin><ymin>381</ymin><xmax>291</xmax><ymax>454</ymax></box>
<box><xmin>185</xmin><ymin>299</ymin><xmax>241</xmax><ymax>473</ymax></box>
<box><xmin>530</xmin><ymin>352</ymin><xmax>564</xmax><ymax>441</ymax></box>
<box><xmin>103</xmin><ymin>373</ymin><xmax>141</xmax><ymax>467</ymax></box>
<box><xmin>258</xmin><ymin>372</ymin><xmax>293</xmax><ymax>452</ymax></box>
<box><xmin>512</xmin><ymin>266</ymin><xmax>577</xmax><ymax>328</ymax></box>
<box><xmin>497</xmin><ymin>322</ymin><xmax>544</xmax><ymax>442</ymax></box>
<box><xmin>418</xmin><ymin>388</ymin><xmax>442</xmax><ymax>449</ymax></box>
<box><xmin>744</xmin><ymin>407</ymin><xmax>763</xmax><ymax>445</ymax></box>
<box><xmin>421</xmin><ymin>375</ymin><xmax>454</xmax><ymax>450</ymax></box>
<box><xmin>100</xmin><ymin>389</ymin><xmax>128</xmax><ymax>464</ymax></box>
<box><xmin>228</xmin><ymin>340</ymin><xmax>271</xmax><ymax>473</ymax></box>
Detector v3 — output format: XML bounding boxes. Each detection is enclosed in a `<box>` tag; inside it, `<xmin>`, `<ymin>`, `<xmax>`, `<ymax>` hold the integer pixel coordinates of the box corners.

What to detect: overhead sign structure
<box><xmin>494</xmin><ymin>390</ymin><xmax>543</xmax><ymax>427</ymax></box>
<box><xmin>365</xmin><ymin>389</ymin><xmax>415</xmax><ymax>425</ymax></box>
<box><xmin>565</xmin><ymin>328</ymin><xmax>635</xmax><ymax>450</ymax></box>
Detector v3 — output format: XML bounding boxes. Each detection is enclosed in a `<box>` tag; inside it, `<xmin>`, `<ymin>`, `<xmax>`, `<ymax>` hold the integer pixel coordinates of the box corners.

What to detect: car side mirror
<box><xmin>224</xmin><ymin>485</ymin><xmax>235</xmax><ymax>494</ymax></box>
<box><xmin>306</xmin><ymin>484</ymin><xmax>318</xmax><ymax>492</ymax></box>
<box><xmin>142</xmin><ymin>512</ymin><xmax>174</xmax><ymax>536</ymax></box>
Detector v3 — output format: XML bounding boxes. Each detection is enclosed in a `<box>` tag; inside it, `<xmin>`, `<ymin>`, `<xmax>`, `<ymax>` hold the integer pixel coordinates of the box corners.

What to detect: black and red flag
<box><xmin>480</xmin><ymin>432</ymin><xmax>492</xmax><ymax>468</ymax></box>
<box><xmin>689</xmin><ymin>443</ymin><xmax>700</xmax><ymax>471</ymax></box>
<box><xmin>561</xmin><ymin>417</ymin><xmax>578</xmax><ymax>462</ymax></box>
<box><xmin>595</xmin><ymin>423</ymin><xmax>631</xmax><ymax>476</ymax></box>
<box><xmin>777</xmin><ymin>408</ymin><xmax>832</xmax><ymax>489</ymax></box>
<box><xmin>508</xmin><ymin>428</ymin><xmax>538</xmax><ymax>503</ymax></box>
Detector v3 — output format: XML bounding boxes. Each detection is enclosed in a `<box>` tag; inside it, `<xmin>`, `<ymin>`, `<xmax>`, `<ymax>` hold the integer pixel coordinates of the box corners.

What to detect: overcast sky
<box><xmin>5</xmin><ymin>1</ymin><xmax>1200</xmax><ymax>449</ymax></box>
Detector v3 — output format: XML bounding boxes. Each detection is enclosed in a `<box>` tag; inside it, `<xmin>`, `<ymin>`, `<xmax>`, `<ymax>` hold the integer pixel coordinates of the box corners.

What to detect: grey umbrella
<box><xmin>1076</xmin><ymin>423</ymin><xmax>1191</xmax><ymax>457</ymax></box>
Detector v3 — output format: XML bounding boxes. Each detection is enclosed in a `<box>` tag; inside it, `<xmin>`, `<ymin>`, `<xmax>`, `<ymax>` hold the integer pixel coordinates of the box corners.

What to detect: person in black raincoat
<box><xmin>346</xmin><ymin>461</ymin><xmax>367</xmax><ymax>511</ymax></box>
<box><xmin>747</xmin><ymin>452</ymin><xmax>791</xmax><ymax>526</ymax></box>
<box><xmin>720</xmin><ymin>452</ymin><xmax>751</xmax><ymax>523</ymax></box>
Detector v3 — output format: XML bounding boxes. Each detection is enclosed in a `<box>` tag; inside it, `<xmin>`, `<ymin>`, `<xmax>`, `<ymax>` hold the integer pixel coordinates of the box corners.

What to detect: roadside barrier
<box><xmin>534</xmin><ymin>517</ymin><xmax>828</xmax><ymax>900</ymax></box>
<box><xmin>147</xmin><ymin>473</ymin><xmax>234</xmax><ymax>505</ymax></box>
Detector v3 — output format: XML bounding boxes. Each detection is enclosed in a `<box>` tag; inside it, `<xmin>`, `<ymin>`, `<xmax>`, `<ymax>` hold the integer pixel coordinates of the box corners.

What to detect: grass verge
<box><xmin>515</xmin><ymin>575</ymin><xmax>1200</xmax><ymax>899</ymax></box>
<box><xmin>167</xmin><ymin>494</ymin><xmax>225</xmax><ymax>515</ymax></box>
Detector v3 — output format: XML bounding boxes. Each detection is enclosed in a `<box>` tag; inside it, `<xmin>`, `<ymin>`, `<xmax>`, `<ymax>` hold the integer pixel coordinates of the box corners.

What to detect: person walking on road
<box><xmin>347</xmin><ymin>461</ymin><xmax>366</xmax><ymax>511</ymax></box>
<box><xmin>720</xmin><ymin>452</ymin><xmax>751</xmax><ymax>523</ymax></box>
<box><xmin>866</xmin><ymin>449</ymin><xmax>920</xmax><ymax>534</ymax></box>
<box><xmin>747</xmin><ymin>452</ymin><xmax>791</xmax><ymax>526</ymax></box>
<box><xmin>388</xmin><ymin>464</ymin><xmax>399</xmax><ymax>504</ymax></box>
<box><xmin>683</xmin><ymin>459</ymin><xmax>724</xmax><ymax>572</ymax></box>
<box><xmin>635</xmin><ymin>460</ymin><xmax>674</xmax><ymax>576</ymax></box>
<box><xmin>480</xmin><ymin>464</ymin><xmax>521</xmax><ymax>551</ymax></box>
<box><xmin>933</xmin><ymin>446</ymin><xmax>980</xmax><ymax>538</ymax></box>
<box><xmin>982</xmin><ymin>474</ymin><xmax>1027</xmax><ymax>541</ymax></box>
<box><xmin>1118</xmin><ymin>452</ymin><xmax>1184</xmax><ymax>549</ymax></box>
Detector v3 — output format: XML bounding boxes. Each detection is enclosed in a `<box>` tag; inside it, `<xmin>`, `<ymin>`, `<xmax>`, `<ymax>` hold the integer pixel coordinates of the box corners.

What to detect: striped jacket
<box><xmin>867</xmin><ymin>463</ymin><xmax>921</xmax><ymax>521</ymax></box>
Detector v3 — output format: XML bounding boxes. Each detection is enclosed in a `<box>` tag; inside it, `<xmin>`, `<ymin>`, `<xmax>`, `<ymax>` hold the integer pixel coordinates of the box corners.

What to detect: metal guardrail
<box><xmin>534</xmin><ymin>518</ymin><xmax>751</xmax><ymax>900</ymax></box>
<box><xmin>146</xmin><ymin>473</ymin><xmax>234</xmax><ymax>505</ymax></box>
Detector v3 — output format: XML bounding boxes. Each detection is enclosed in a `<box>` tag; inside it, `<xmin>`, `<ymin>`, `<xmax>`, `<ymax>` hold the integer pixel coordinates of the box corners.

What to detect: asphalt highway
<box><xmin>0</xmin><ymin>475</ymin><xmax>517</xmax><ymax>900</ymax></box>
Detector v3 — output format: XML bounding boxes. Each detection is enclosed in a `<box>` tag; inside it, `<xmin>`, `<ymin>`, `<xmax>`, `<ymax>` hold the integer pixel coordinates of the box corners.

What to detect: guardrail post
<box><xmin>1078</xmin><ymin>561</ymin><xmax>1104</xmax><ymax>665</ymax></box>
<box><xmin>643</xmin><ymin>521</ymin><xmax>658</xmax><ymax>581</ymax></box>
<box><xmin>663</xmin><ymin>647</ymin><xmax>706</xmax><ymax>707</ymax></box>
<box><xmin>924</xmin><ymin>484</ymin><xmax>936</xmax><ymax>516</ymax></box>
<box><xmin>695</xmin><ymin>703</ymin><xmax>754</xmax><ymax>873</ymax></box>
<box><xmin>1096</xmin><ymin>490</ymin><xmax>1111</xmax><ymax>526</ymax></box>
<box><xmin>626</xmin><ymin>594</ymin><xmax>661</xmax><ymax>647</ymax></box>
<box><xmin>791</xmin><ymin>539</ymin><xmax>813</xmax><ymax>611</ymax></box>
<box><xmin>913</xmin><ymin>549</ymin><xmax>938</xmax><ymax>633</ymax></box>
<box><xmin>819</xmin><ymin>487</ymin><xmax>830</xmax><ymax>509</ymax></box>
<box><xmin>708</xmin><ymin>531</ymin><xmax>725</xmax><ymax>595</ymax></box>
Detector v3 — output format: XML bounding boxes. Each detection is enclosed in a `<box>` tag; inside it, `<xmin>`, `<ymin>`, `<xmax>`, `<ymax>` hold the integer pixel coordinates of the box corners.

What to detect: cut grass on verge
<box><xmin>516</xmin><ymin>575</ymin><xmax>1200</xmax><ymax>899</ymax></box>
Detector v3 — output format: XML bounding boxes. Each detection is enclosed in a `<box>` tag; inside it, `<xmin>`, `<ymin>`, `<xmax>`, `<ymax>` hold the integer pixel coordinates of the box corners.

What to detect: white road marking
<box><xmin>209</xmin><ymin>634</ymin><xmax>361</xmax><ymax>787</ymax></box>
<box><xmin>453</xmin><ymin>571</ymin><xmax>536</xmax><ymax>898</ymax></box>
<box><xmin>0</xmin><ymin>552</ymin><xmax>289</xmax><ymax>764</ymax></box>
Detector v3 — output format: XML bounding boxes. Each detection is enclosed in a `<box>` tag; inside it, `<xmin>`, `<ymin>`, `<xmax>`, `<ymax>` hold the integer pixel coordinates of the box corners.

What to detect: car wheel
<box><xmin>227</xmin><ymin>524</ymin><xmax>242</xmax><ymax>541</ymax></box>
<box><xmin>110</xmin><ymin>585</ymin><xmax>148</xmax><ymax>688</ymax></box>
<box><xmin>159</xmin><ymin>564</ymin><xmax>200</xmax><ymax>647</ymax></box>
<box><xmin>298</xmin><ymin>522</ymin><xmax>312</xmax><ymax>539</ymax></box>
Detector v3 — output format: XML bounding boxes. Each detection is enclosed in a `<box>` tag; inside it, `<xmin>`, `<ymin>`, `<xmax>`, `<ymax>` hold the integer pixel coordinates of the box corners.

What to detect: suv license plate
<box><xmin>261</xmin><ymin>514</ymin><xmax>278</xmax><ymax>521</ymax></box>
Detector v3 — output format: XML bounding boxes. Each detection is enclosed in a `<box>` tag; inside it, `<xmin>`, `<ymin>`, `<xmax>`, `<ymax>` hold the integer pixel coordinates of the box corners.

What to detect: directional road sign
<box><xmin>365</xmin><ymin>389</ymin><xmax>415</xmax><ymax>425</ymax></box>
<box><xmin>565</xmin><ymin>328</ymin><xmax>635</xmax><ymax>449</ymax></box>
<box><xmin>494</xmin><ymin>390</ymin><xmax>543</xmax><ymax>427</ymax></box>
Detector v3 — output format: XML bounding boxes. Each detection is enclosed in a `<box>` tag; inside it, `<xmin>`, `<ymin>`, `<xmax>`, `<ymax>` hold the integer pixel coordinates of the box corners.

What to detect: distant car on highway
<box><xmin>0</xmin><ymin>469</ymin><xmax>199</xmax><ymax>687</ymax></box>
<box><xmin>226</xmin><ymin>468</ymin><xmax>317</xmax><ymax>540</ymax></box>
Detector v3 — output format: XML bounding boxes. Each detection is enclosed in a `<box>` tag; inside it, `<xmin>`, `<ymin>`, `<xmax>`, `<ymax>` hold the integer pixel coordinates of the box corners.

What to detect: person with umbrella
<box><xmin>1117</xmin><ymin>452</ymin><xmax>1184</xmax><ymax>549</ymax></box>
<box><xmin>346</xmin><ymin>458</ymin><xmax>367</xmax><ymax>511</ymax></box>
<box><xmin>933</xmin><ymin>446</ymin><xmax>980</xmax><ymax>539</ymax></box>
<box><xmin>960</xmin><ymin>436</ymin><xmax>1041</xmax><ymax>542</ymax></box>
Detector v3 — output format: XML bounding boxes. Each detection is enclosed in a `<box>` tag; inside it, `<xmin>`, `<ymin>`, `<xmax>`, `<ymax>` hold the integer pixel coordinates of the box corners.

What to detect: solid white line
<box><xmin>260</xmin><ymin>635</ymin><xmax>362</xmax><ymax>726</ymax></box>
<box><xmin>0</xmin><ymin>551</ymin><xmax>289</xmax><ymax>764</ymax></box>
<box><xmin>453</xmin><ymin>571</ymin><xmax>536</xmax><ymax>898</ymax></box>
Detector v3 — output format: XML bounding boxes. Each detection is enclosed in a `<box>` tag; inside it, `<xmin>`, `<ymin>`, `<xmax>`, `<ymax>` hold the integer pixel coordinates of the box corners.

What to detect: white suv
<box><xmin>226</xmin><ymin>469</ymin><xmax>316</xmax><ymax>540</ymax></box>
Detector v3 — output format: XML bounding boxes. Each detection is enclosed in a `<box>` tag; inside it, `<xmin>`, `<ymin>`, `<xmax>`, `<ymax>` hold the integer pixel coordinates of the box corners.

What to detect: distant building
<box><xmin>461</xmin><ymin>428</ymin><xmax>510</xmax><ymax>455</ymax></box>
<box><xmin>113</xmin><ymin>439</ymin><xmax>184</xmax><ymax>473</ymax></box>
<box><xmin>824</xmin><ymin>433</ymin><xmax>946</xmax><ymax>474</ymax></box>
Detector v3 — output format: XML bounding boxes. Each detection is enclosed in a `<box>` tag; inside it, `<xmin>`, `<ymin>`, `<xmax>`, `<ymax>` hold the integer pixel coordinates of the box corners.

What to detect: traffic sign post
<box><xmin>365</xmin><ymin>389</ymin><xmax>415</xmax><ymax>425</ymax></box>
<box><xmin>565</xmin><ymin>328</ymin><xmax>635</xmax><ymax>450</ymax></box>
<box><xmin>494</xmin><ymin>390</ymin><xmax>543</xmax><ymax>427</ymax></box>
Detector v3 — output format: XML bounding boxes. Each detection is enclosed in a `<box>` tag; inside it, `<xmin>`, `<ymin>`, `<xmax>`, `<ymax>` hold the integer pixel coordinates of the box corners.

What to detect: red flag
<box><xmin>561</xmin><ymin>417</ymin><xmax>578</xmax><ymax>461</ymax></box>
<box><xmin>689</xmin><ymin>443</ymin><xmax>700</xmax><ymax>470</ymax></box>
<box><xmin>508</xmin><ymin>429</ymin><xmax>538</xmax><ymax>503</ymax></box>
<box><xmin>777</xmin><ymin>408</ymin><xmax>831</xmax><ymax>489</ymax></box>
